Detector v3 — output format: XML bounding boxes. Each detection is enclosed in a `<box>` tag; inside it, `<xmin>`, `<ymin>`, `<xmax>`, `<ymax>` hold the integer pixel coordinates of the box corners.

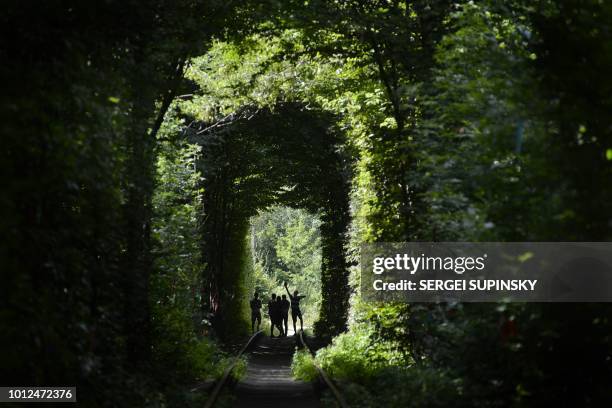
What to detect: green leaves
<box><xmin>251</xmin><ymin>207</ymin><xmax>322</xmax><ymax>322</ymax></box>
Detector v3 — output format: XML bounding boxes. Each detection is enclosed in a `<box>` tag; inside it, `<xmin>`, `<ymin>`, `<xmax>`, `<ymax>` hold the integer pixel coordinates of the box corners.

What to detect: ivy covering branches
<box><xmin>182</xmin><ymin>103</ymin><xmax>351</xmax><ymax>338</ymax></box>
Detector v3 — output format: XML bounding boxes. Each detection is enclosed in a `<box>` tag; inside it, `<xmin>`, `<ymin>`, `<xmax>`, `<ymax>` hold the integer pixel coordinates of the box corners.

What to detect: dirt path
<box><xmin>232</xmin><ymin>335</ymin><xmax>321</xmax><ymax>408</ymax></box>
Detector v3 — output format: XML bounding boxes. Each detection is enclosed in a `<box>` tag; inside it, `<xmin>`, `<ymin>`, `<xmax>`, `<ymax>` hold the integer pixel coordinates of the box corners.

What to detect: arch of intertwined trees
<box><xmin>185</xmin><ymin>102</ymin><xmax>351</xmax><ymax>339</ymax></box>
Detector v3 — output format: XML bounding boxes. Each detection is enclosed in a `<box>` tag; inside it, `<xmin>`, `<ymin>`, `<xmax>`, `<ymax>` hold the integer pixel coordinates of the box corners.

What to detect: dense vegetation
<box><xmin>250</xmin><ymin>207</ymin><xmax>323</xmax><ymax>327</ymax></box>
<box><xmin>2</xmin><ymin>0</ymin><xmax>611</xmax><ymax>407</ymax></box>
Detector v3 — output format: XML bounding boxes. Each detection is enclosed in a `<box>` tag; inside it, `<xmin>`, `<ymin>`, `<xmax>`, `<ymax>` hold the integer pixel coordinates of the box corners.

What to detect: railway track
<box><xmin>203</xmin><ymin>330</ymin><xmax>263</xmax><ymax>408</ymax></box>
<box><xmin>203</xmin><ymin>330</ymin><xmax>349</xmax><ymax>408</ymax></box>
<box><xmin>297</xmin><ymin>331</ymin><xmax>349</xmax><ymax>408</ymax></box>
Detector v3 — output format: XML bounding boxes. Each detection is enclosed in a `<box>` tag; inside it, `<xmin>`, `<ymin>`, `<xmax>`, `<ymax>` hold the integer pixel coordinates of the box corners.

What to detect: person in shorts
<box><xmin>250</xmin><ymin>292</ymin><xmax>262</xmax><ymax>333</ymax></box>
<box><xmin>284</xmin><ymin>282</ymin><xmax>306</xmax><ymax>334</ymax></box>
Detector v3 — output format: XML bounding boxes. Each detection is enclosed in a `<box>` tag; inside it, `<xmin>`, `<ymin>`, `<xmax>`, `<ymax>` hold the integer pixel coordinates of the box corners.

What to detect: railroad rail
<box><xmin>203</xmin><ymin>330</ymin><xmax>263</xmax><ymax>408</ymax></box>
<box><xmin>298</xmin><ymin>330</ymin><xmax>350</xmax><ymax>408</ymax></box>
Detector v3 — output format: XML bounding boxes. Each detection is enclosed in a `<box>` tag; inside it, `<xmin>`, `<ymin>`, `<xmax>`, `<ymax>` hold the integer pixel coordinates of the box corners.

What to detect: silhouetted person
<box><xmin>275</xmin><ymin>296</ymin><xmax>285</xmax><ymax>337</ymax></box>
<box><xmin>280</xmin><ymin>294</ymin><xmax>290</xmax><ymax>336</ymax></box>
<box><xmin>284</xmin><ymin>282</ymin><xmax>306</xmax><ymax>334</ymax></box>
<box><xmin>267</xmin><ymin>294</ymin><xmax>282</xmax><ymax>337</ymax></box>
<box><xmin>250</xmin><ymin>292</ymin><xmax>262</xmax><ymax>333</ymax></box>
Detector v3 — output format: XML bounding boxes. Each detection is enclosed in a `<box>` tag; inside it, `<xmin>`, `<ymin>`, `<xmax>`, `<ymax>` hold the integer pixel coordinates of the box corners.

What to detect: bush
<box><xmin>291</xmin><ymin>349</ymin><xmax>319</xmax><ymax>382</ymax></box>
<box><xmin>152</xmin><ymin>304</ymin><xmax>234</xmax><ymax>382</ymax></box>
<box><xmin>315</xmin><ymin>323</ymin><xmax>405</xmax><ymax>384</ymax></box>
<box><xmin>306</xmin><ymin>319</ymin><xmax>463</xmax><ymax>408</ymax></box>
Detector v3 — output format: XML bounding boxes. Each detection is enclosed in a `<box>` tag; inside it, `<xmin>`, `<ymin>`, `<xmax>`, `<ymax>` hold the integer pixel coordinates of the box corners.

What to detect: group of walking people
<box><xmin>250</xmin><ymin>282</ymin><xmax>305</xmax><ymax>336</ymax></box>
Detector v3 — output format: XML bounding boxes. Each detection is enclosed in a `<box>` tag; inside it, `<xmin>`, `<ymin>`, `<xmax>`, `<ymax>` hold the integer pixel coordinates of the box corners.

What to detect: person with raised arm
<box><xmin>284</xmin><ymin>282</ymin><xmax>306</xmax><ymax>334</ymax></box>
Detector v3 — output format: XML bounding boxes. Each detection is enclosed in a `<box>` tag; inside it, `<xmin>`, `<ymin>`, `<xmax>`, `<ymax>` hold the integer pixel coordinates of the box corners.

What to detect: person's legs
<box><xmin>291</xmin><ymin>310</ymin><xmax>297</xmax><ymax>334</ymax></box>
<box><xmin>274</xmin><ymin>317</ymin><xmax>280</xmax><ymax>336</ymax></box>
<box><xmin>276</xmin><ymin>318</ymin><xmax>283</xmax><ymax>336</ymax></box>
<box><xmin>295</xmin><ymin>310</ymin><xmax>303</xmax><ymax>332</ymax></box>
<box><xmin>255</xmin><ymin>314</ymin><xmax>261</xmax><ymax>332</ymax></box>
<box><xmin>283</xmin><ymin>316</ymin><xmax>288</xmax><ymax>336</ymax></box>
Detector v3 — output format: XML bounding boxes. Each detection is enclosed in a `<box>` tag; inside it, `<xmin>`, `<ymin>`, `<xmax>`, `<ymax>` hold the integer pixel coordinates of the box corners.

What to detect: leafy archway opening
<box><xmin>249</xmin><ymin>206</ymin><xmax>322</xmax><ymax>332</ymax></box>
<box><xmin>190</xmin><ymin>102</ymin><xmax>351</xmax><ymax>340</ymax></box>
